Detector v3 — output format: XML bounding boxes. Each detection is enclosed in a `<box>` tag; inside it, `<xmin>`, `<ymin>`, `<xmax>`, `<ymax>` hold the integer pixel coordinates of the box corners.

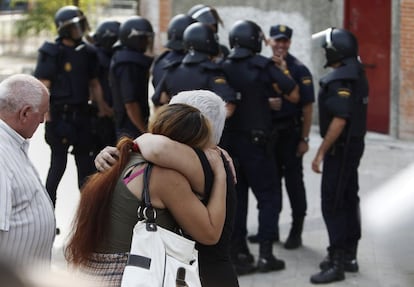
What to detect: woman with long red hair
<box><xmin>65</xmin><ymin>103</ymin><xmax>226</xmax><ymax>286</ymax></box>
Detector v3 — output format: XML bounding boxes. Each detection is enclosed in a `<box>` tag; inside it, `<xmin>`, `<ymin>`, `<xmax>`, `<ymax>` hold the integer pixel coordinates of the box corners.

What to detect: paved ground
<box><xmin>3</xmin><ymin>55</ymin><xmax>414</xmax><ymax>286</ymax></box>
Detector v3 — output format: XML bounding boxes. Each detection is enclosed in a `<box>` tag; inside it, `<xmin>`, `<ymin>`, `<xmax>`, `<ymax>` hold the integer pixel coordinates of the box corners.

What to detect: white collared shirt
<box><xmin>0</xmin><ymin>119</ymin><xmax>55</xmax><ymax>267</ymax></box>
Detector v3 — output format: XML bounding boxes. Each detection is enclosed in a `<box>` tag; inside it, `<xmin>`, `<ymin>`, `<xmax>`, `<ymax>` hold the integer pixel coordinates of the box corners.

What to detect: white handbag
<box><xmin>121</xmin><ymin>163</ymin><xmax>202</xmax><ymax>287</ymax></box>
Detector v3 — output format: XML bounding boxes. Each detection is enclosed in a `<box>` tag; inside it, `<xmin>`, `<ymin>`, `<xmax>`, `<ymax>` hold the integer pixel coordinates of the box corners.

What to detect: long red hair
<box><xmin>65</xmin><ymin>137</ymin><xmax>136</xmax><ymax>266</ymax></box>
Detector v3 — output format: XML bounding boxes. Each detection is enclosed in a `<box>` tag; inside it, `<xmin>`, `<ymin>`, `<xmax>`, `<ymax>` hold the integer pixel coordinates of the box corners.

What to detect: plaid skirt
<box><xmin>80</xmin><ymin>252</ymin><xmax>129</xmax><ymax>287</ymax></box>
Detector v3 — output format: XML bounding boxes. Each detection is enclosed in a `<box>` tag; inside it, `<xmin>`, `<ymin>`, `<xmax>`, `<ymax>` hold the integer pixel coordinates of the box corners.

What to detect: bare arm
<box><xmin>89</xmin><ymin>78</ymin><xmax>112</xmax><ymax>117</ymax></box>
<box><xmin>95</xmin><ymin>134</ymin><xmax>237</xmax><ymax>188</ymax></box>
<box><xmin>284</xmin><ymin>84</ymin><xmax>300</xmax><ymax>104</ymax></box>
<box><xmin>159</xmin><ymin>91</ymin><xmax>171</xmax><ymax>105</ymax></box>
<box><xmin>150</xmin><ymin>149</ymin><xmax>227</xmax><ymax>245</ymax></box>
<box><xmin>272</xmin><ymin>55</ymin><xmax>300</xmax><ymax>104</ymax></box>
<box><xmin>135</xmin><ymin>134</ymin><xmax>205</xmax><ymax>194</ymax></box>
<box><xmin>225</xmin><ymin>102</ymin><xmax>236</xmax><ymax>118</ymax></box>
<box><xmin>312</xmin><ymin>117</ymin><xmax>346</xmax><ymax>173</ymax></box>
<box><xmin>297</xmin><ymin>103</ymin><xmax>313</xmax><ymax>156</ymax></box>
<box><xmin>125</xmin><ymin>102</ymin><xmax>147</xmax><ymax>133</ymax></box>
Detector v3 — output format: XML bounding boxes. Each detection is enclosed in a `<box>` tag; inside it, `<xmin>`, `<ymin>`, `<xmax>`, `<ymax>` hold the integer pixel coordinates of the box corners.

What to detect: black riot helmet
<box><xmin>166</xmin><ymin>14</ymin><xmax>196</xmax><ymax>51</ymax></box>
<box><xmin>312</xmin><ymin>27</ymin><xmax>358</xmax><ymax>67</ymax></box>
<box><xmin>93</xmin><ymin>20</ymin><xmax>120</xmax><ymax>52</ymax></box>
<box><xmin>188</xmin><ymin>5</ymin><xmax>223</xmax><ymax>33</ymax></box>
<box><xmin>187</xmin><ymin>4</ymin><xmax>206</xmax><ymax>16</ymax></box>
<box><xmin>183</xmin><ymin>22</ymin><xmax>219</xmax><ymax>57</ymax></box>
<box><xmin>54</xmin><ymin>6</ymin><xmax>89</xmax><ymax>41</ymax></box>
<box><xmin>119</xmin><ymin>16</ymin><xmax>154</xmax><ymax>53</ymax></box>
<box><xmin>228</xmin><ymin>20</ymin><xmax>264</xmax><ymax>58</ymax></box>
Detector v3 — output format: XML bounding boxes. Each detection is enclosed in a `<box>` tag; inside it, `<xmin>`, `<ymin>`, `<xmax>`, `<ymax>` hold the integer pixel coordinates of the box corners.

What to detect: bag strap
<box><xmin>139</xmin><ymin>163</ymin><xmax>157</xmax><ymax>231</ymax></box>
<box><xmin>142</xmin><ymin>162</ymin><xmax>153</xmax><ymax>208</ymax></box>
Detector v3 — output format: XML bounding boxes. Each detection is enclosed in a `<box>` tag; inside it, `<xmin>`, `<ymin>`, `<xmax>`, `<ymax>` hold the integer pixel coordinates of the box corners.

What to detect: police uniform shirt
<box><xmin>271</xmin><ymin>53</ymin><xmax>314</xmax><ymax>120</ymax></box>
<box><xmin>34</xmin><ymin>40</ymin><xmax>99</xmax><ymax>105</ymax></box>
<box><xmin>110</xmin><ymin>48</ymin><xmax>153</xmax><ymax>131</ymax></box>
<box><xmin>154</xmin><ymin>60</ymin><xmax>237</xmax><ymax>104</ymax></box>
<box><xmin>318</xmin><ymin>62</ymin><xmax>368</xmax><ymax>139</ymax></box>
<box><xmin>222</xmin><ymin>54</ymin><xmax>296</xmax><ymax>132</ymax></box>
<box><xmin>151</xmin><ymin>50</ymin><xmax>186</xmax><ymax>89</ymax></box>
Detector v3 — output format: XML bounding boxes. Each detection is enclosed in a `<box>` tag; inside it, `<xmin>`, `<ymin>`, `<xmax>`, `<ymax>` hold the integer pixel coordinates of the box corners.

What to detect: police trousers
<box><xmin>227</xmin><ymin>132</ymin><xmax>281</xmax><ymax>242</ymax></box>
<box><xmin>45</xmin><ymin>107</ymin><xmax>96</xmax><ymax>206</ymax></box>
<box><xmin>271</xmin><ymin>120</ymin><xmax>307</xmax><ymax>219</ymax></box>
<box><xmin>321</xmin><ymin>139</ymin><xmax>365</xmax><ymax>252</ymax></box>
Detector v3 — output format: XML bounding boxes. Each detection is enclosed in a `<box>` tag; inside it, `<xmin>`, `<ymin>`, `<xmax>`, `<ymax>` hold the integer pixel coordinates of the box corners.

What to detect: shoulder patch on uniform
<box><xmin>301</xmin><ymin>76</ymin><xmax>312</xmax><ymax>85</ymax></box>
<box><xmin>337</xmin><ymin>88</ymin><xmax>351</xmax><ymax>97</ymax></box>
<box><xmin>214</xmin><ymin>77</ymin><xmax>227</xmax><ymax>84</ymax></box>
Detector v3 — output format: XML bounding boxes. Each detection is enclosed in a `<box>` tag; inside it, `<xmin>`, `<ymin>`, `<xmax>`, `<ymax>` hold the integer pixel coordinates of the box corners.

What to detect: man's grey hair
<box><xmin>0</xmin><ymin>74</ymin><xmax>47</xmax><ymax>113</ymax></box>
<box><xmin>170</xmin><ymin>90</ymin><xmax>226</xmax><ymax>145</ymax></box>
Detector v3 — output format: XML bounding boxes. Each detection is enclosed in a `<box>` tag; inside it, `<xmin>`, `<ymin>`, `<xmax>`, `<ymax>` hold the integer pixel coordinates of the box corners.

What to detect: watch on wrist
<box><xmin>301</xmin><ymin>137</ymin><xmax>309</xmax><ymax>143</ymax></box>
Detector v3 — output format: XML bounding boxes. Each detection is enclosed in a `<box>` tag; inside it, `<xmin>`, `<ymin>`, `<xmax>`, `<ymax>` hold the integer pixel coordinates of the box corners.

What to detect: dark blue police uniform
<box><xmin>151</xmin><ymin>50</ymin><xmax>185</xmax><ymax>93</ymax></box>
<box><xmin>109</xmin><ymin>48</ymin><xmax>153</xmax><ymax>139</ymax></box>
<box><xmin>221</xmin><ymin>53</ymin><xmax>297</xmax><ymax>243</ymax></box>
<box><xmin>91</xmin><ymin>46</ymin><xmax>116</xmax><ymax>150</ymax></box>
<box><xmin>318</xmin><ymin>60</ymin><xmax>368</xmax><ymax>258</ymax></box>
<box><xmin>34</xmin><ymin>39</ymin><xmax>99</xmax><ymax>206</ymax></box>
<box><xmin>151</xmin><ymin>49</ymin><xmax>185</xmax><ymax>106</ymax></box>
<box><xmin>152</xmin><ymin>58</ymin><xmax>237</xmax><ymax>105</ymax></box>
<box><xmin>271</xmin><ymin>53</ymin><xmax>314</xmax><ymax>223</ymax></box>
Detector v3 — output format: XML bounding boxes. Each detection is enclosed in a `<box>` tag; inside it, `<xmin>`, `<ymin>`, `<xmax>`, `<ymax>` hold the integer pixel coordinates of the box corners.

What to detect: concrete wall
<box><xmin>172</xmin><ymin>0</ymin><xmax>344</xmax><ymax>85</ymax></box>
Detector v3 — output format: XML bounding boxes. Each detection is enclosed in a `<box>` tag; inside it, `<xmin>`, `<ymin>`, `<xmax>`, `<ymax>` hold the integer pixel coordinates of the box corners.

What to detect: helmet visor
<box><xmin>70</xmin><ymin>21</ymin><xmax>87</xmax><ymax>41</ymax></box>
<box><xmin>312</xmin><ymin>27</ymin><xmax>335</xmax><ymax>50</ymax></box>
<box><xmin>58</xmin><ymin>15</ymin><xmax>88</xmax><ymax>32</ymax></box>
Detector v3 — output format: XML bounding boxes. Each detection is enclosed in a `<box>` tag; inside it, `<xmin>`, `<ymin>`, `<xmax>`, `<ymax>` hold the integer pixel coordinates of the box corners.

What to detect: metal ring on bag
<box><xmin>142</xmin><ymin>207</ymin><xmax>157</xmax><ymax>221</ymax></box>
<box><xmin>137</xmin><ymin>206</ymin><xmax>144</xmax><ymax>219</ymax></box>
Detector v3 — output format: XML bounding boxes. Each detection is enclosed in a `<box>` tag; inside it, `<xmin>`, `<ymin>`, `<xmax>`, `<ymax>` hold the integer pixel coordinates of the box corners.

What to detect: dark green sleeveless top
<box><xmin>96</xmin><ymin>153</ymin><xmax>177</xmax><ymax>253</ymax></box>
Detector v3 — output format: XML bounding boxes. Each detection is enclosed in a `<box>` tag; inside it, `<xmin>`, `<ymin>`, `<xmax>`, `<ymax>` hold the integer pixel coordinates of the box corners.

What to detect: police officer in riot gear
<box><xmin>34</xmin><ymin>5</ymin><xmax>112</xmax><ymax>208</ymax></box>
<box><xmin>90</xmin><ymin>20</ymin><xmax>120</xmax><ymax>151</ymax></box>
<box><xmin>220</xmin><ymin>19</ymin><xmax>299</xmax><ymax>274</ymax></box>
<box><xmin>151</xmin><ymin>14</ymin><xmax>195</xmax><ymax>98</ymax></box>
<box><xmin>109</xmin><ymin>16</ymin><xmax>154</xmax><ymax>139</ymax></box>
<box><xmin>310</xmin><ymin>27</ymin><xmax>368</xmax><ymax>284</ymax></box>
<box><xmin>187</xmin><ymin>4</ymin><xmax>229</xmax><ymax>61</ymax></box>
<box><xmin>152</xmin><ymin>22</ymin><xmax>237</xmax><ymax>115</ymax></box>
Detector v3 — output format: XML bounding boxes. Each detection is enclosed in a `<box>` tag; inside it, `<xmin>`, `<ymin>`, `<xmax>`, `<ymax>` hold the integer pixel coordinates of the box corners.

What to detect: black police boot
<box><xmin>230</xmin><ymin>239</ymin><xmax>256</xmax><ymax>275</ymax></box>
<box><xmin>319</xmin><ymin>248</ymin><xmax>359</xmax><ymax>273</ymax></box>
<box><xmin>344</xmin><ymin>244</ymin><xmax>359</xmax><ymax>272</ymax></box>
<box><xmin>311</xmin><ymin>250</ymin><xmax>345</xmax><ymax>284</ymax></box>
<box><xmin>318</xmin><ymin>252</ymin><xmax>332</xmax><ymax>271</ymax></box>
<box><xmin>284</xmin><ymin>217</ymin><xmax>304</xmax><ymax>249</ymax></box>
<box><xmin>257</xmin><ymin>240</ymin><xmax>285</xmax><ymax>272</ymax></box>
